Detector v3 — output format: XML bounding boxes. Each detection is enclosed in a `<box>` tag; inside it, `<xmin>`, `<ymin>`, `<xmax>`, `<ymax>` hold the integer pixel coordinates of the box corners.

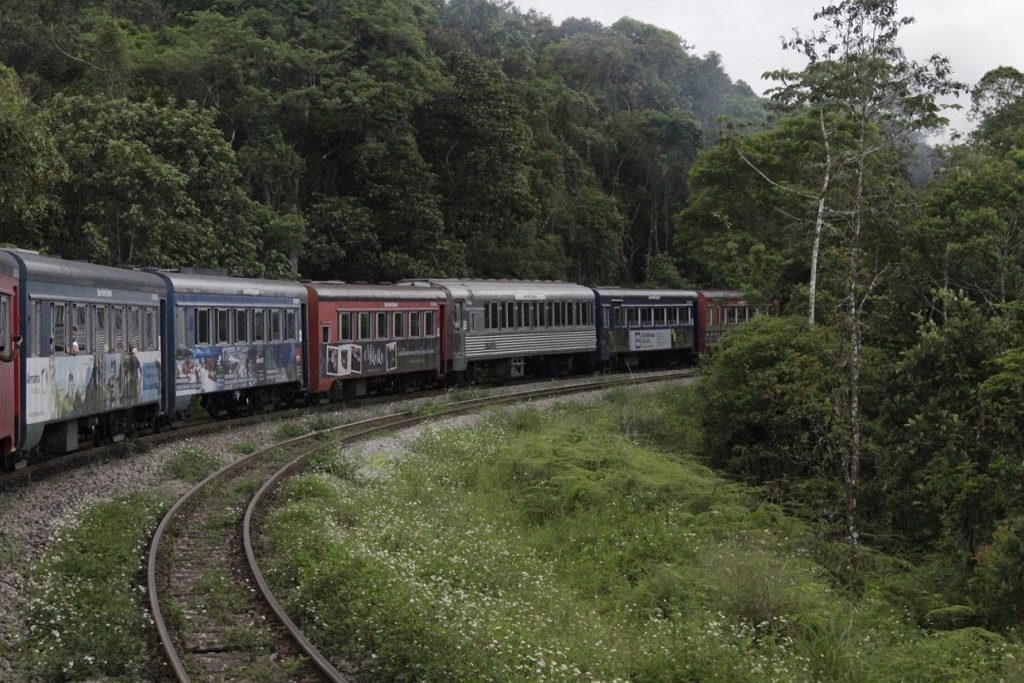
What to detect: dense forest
<box><xmin>4</xmin><ymin>0</ymin><xmax>1024</xmax><ymax>642</ymax></box>
<box><xmin>0</xmin><ymin>0</ymin><xmax>763</xmax><ymax>283</ymax></box>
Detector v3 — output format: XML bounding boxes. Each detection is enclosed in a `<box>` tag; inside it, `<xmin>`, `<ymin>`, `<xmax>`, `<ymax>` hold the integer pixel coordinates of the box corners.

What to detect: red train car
<box><xmin>0</xmin><ymin>253</ymin><xmax>20</xmax><ymax>465</ymax></box>
<box><xmin>305</xmin><ymin>283</ymin><xmax>448</xmax><ymax>399</ymax></box>
<box><xmin>695</xmin><ymin>290</ymin><xmax>754</xmax><ymax>353</ymax></box>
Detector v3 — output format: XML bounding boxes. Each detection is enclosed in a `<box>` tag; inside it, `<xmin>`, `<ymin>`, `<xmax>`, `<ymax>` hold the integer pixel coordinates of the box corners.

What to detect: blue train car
<box><xmin>157</xmin><ymin>271</ymin><xmax>308</xmax><ymax>417</ymax></box>
<box><xmin>593</xmin><ymin>287</ymin><xmax>698</xmax><ymax>368</ymax></box>
<box><xmin>3</xmin><ymin>249</ymin><xmax>166</xmax><ymax>454</ymax></box>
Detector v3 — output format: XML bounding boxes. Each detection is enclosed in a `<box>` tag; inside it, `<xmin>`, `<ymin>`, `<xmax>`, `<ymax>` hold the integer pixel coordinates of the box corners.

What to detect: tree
<box><xmin>970</xmin><ymin>66</ymin><xmax>1024</xmax><ymax>150</ymax></box>
<box><xmin>44</xmin><ymin>95</ymin><xmax>296</xmax><ymax>275</ymax></box>
<box><xmin>0</xmin><ymin>64</ymin><xmax>64</xmax><ymax>247</ymax></box>
<box><xmin>766</xmin><ymin>0</ymin><xmax>964</xmax><ymax>554</ymax></box>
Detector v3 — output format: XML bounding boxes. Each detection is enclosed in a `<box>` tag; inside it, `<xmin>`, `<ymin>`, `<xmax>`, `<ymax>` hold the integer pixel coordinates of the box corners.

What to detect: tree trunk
<box><xmin>809</xmin><ymin>109</ymin><xmax>833</xmax><ymax>326</ymax></box>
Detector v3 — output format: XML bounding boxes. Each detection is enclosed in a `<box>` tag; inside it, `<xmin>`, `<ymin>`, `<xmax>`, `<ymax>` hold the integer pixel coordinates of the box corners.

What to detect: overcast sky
<box><xmin>510</xmin><ymin>0</ymin><xmax>1024</xmax><ymax>142</ymax></box>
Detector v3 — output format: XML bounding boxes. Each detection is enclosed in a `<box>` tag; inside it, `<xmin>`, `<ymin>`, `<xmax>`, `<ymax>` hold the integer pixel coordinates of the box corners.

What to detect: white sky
<box><xmin>511</xmin><ymin>0</ymin><xmax>1024</xmax><ymax>143</ymax></box>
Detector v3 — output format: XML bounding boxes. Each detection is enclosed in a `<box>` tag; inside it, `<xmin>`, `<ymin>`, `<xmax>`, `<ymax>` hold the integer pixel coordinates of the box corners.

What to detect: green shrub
<box><xmin>163</xmin><ymin>447</ymin><xmax>220</xmax><ymax>482</ymax></box>
<box><xmin>18</xmin><ymin>493</ymin><xmax>171</xmax><ymax>680</ymax></box>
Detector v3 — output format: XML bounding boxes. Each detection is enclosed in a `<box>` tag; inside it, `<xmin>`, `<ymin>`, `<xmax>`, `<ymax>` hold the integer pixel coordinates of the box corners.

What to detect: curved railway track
<box><xmin>148</xmin><ymin>369</ymin><xmax>694</xmax><ymax>682</ymax></box>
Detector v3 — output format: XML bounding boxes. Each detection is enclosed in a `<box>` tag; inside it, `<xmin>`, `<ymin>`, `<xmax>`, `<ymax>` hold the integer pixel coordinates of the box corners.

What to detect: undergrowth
<box><xmin>256</xmin><ymin>386</ymin><xmax>1021</xmax><ymax>682</ymax></box>
<box><xmin>17</xmin><ymin>491</ymin><xmax>173</xmax><ymax>680</ymax></box>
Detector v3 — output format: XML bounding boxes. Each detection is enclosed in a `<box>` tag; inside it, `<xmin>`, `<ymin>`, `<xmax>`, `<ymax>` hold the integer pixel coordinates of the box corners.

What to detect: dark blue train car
<box><xmin>3</xmin><ymin>249</ymin><xmax>166</xmax><ymax>455</ymax></box>
<box><xmin>157</xmin><ymin>271</ymin><xmax>308</xmax><ymax>418</ymax></box>
<box><xmin>593</xmin><ymin>287</ymin><xmax>698</xmax><ymax>368</ymax></box>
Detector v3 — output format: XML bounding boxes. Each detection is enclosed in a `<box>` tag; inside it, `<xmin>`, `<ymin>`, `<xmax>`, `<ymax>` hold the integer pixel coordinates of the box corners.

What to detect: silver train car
<box><xmin>403</xmin><ymin>279</ymin><xmax>596</xmax><ymax>381</ymax></box>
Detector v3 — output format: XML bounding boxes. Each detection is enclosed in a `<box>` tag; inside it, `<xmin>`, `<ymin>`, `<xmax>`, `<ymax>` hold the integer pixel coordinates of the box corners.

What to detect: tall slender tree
<box><xmin>765</xmin><ymin>0</ymin><xmax>963</xmax><ymax>554</ymax></box>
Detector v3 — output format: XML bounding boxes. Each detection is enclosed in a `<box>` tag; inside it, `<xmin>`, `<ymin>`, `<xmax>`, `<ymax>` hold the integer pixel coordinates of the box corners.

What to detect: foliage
<box><xmin>0</xmin><ymin>0</ymin><xmax>762</xmax><ymax>284</ymax></box>
<box><xmin>17</xmin><ymin>493</ymin><xmax>171</xmax><ymax>680</ymax></box>
<box><xmin>163</xmin><ymin>447</ymin><xmax>220</xmax><ymax>483</ymax></box>
<box><xmin>258</xmin><ymin>393</ymin><xmax>1022</xmax><ymax>682</ymax></box>
<box><xmin>699</xmin><ymin>316</ymin><xmax>842</xmax><ymax>485</ymax></box>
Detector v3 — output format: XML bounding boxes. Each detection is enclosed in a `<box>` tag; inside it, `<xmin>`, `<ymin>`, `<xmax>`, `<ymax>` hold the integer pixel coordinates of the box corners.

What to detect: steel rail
<box><xmin>240</xmin><ymin>369</ymin><xmax>695</xmax><ymax>682</ymax></box>
<box><xmin>150</xmin><ymin>368</ymin><xmax>694</xmax><ymax>681</ymax></box>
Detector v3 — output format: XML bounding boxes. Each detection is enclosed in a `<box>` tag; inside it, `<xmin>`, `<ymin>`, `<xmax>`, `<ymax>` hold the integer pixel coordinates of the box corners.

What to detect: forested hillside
<box><xmin>0</xmin><ymin>0</ymin><xmax>762</xmax><ymax>283</ymax></box>
<box><xmin>5</xmin><ymin>0</ymin><xmax>1024</xmax><ymax>647</ymax></box>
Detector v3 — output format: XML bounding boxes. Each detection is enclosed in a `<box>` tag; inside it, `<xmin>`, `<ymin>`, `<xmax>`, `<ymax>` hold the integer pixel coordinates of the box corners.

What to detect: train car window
<box><xmin>484</xmin><ymin>302</ymin><xmax>492</xmax><ymax>330</ymax></box>
<box><xmin>627</xmin><ymin>307</ymin><xmax>639</xmax><ymax>327</ymax></box>
<box><xmin>174</xmin><ymin>308</ymin><xmax>186</xmax><ymax>348</ymax></box>
<box><xmin>654</xmin><ymin>308</ymin><xmax>666</xmax><ymax>326</ymax></box>
<box><xmin>424</xmin><ymin>311</ymin><xmax>435</xmax><ymax>337</ymax></box>
<box><xmin>235</xmin><ymin>309</ymin><xmax>248</xmax><ymax>343</ymax></box>
<box><xmin>113</xmin><ymin>306</ymin><xmax>126</xmax><ymax>350</ymax></box>
<box><xmin>287</xmin><ymin>309</ymin><xmax>297</xmax><ymax>341</ymax></box>
<box><xmin>470</xmin><ymin>311</ymin><xmax>478</xmax><ymax>331</ymax></box>
<box><xmin>96</xmin><ymin>306</ymin><xmax>109</xmax><ymax>352</ymax></box>
<box><xmin>32</xmin><ymin>300</ymin><xmax>42</xmax><ymax>356</ymax></box>
<box><xmin>0</xmin><ymin>296</ymin><xmax>6</xmax><ymax>352</ymax></box>
<box><xmin>355</xmin><ymin>312</ymin><xmax>368</xmax><ymax>341</ymax></box>
<box><xmin>393</xmin><ymin>312</ymin><xmax>404</xmax><ymax>339</ymax></box>
<box><xmin>130</xmin><ymin>307</ymin><xmax>142</xmax><ymax>351</ymax></box>
<box><xmin>339</xmin><ymin>312</ymin><xmax>351</xmax><ymax>341</ymax></box>
<box><xmin>51</xmin><ymin>302</ymin><xmax>67</xmax><ymax>353</ymax></box>
<box><xmin>214</xmin><ymin>309</ymin><xmax>228</xmax><ymax>345</ymax></box>
<box><xmin>539</xmin><ymin>302</ymin><xmax>547</xmax><ymax>327</ymax></box>
<box><xmin>72</xmin><ymin>304</ymin><xmax>89</xmax><ymax>353</ymax></box>
<box><xmin>0</xmin><ymin>296</ymin><xmax>8</xmax><ymax>353</ymax></box>
<box><xmin>196</xmin><ymin>308</ymin><xmax>211</xmax><ymax>346</ymax></box>
<box><xmin>375</xmin><ymin>312</ymin><xmax>387</xmax><ymax>340</ymax></box>
<box><xmin>602</xmin><ymin>306</ymin><xmax>610</xmax><ymax>328</ymax></box>
<box><xmin>270</xmin><ymin>309</ymin><xmax>283</xmax><ymax>342</ymax></box>
<box><xmin>254</xmin><ymin>309</ymin><xmax>266</xmax><ymax>342</ymax></box>
<box><xmin>144</xmin><ymin>307</ymin><xmax>157</xmax><ymax>351</ymax></box>
<box><xmin>322</xmin><ymin>325</ymin><xmax>330</xmax><ymax>343</ymax></box>
<box><xmin>410</xmin><ymin>311</ymin><xmax>421</xmax><ymax>337</ymax></box>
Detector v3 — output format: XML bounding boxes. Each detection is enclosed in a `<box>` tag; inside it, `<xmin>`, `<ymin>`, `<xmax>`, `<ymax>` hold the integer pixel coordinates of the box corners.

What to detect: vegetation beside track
<box><xmin>259</xmin><ymin>385</ymin><xmax>1022</xmax><ymax>682</ymax></box>
<box><xmin>15</xmin><ymin>492</ymin><xmax>172</xmax><ymax>680</ymax></box>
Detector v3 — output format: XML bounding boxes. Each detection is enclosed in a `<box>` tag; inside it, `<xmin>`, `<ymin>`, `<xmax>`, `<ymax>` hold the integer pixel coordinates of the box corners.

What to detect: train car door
<box><xmin>0</xmin><ymin>287</ymin><xmax>17</xmax><ymax>460</ymax></box>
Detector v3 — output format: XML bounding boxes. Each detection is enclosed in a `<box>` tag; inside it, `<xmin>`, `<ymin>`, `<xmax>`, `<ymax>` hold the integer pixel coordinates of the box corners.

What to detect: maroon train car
<box><xmin>304</xmin><ymin>283</ymin><xmax>448</xmax><ymax>399</ymax></box>
<box><xmin>0</xmin><ymin>252</ymin><xmax>19</xmax><ymax>464</ymax></box>
<box><xmin>695</xmin><ymin>290</ymin><xmax>754</xmax><ymax>353</ymax></box>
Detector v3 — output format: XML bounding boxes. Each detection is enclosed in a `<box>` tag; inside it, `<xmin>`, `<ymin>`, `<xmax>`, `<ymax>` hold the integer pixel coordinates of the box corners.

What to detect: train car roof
<box><xmin>159</xmin><ymin>271</ymin><xmax>307</xmax><ymax>300</ymax></box>
<box><xmin>0</xmin><ymin>250</ymin><xmax>20</xmax><ymax>279</ymax></box>
<box><xmin>593</xmin><ymin>287</ymin><xmax>698</xmax><ymax>300</ymax></box>
<box><xmin>306</xmin><ymin>282</ymin><xmax>446</xmax><ymax>302</ymax></box>
<box><xmin>3</xmin><ymin>249</ymin><xmax>164</xmax><ymax>292</ymax></box>
<box><xmin>698</xmin><ymin>289</ymin><xmax>747</xmax><ymax>301</ymax></box>
<box><xmin>402</xmin><ymin>279</ymin><xmax>594</xmax><ymax>300</ymax></box>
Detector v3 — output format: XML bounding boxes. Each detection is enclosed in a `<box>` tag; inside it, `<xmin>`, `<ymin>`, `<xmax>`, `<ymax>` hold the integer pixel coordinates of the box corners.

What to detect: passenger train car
<box><xmin>156</xmin><ymin>270</ymin><xmax>308</xmax><ymax>418</ymax></box>
<box><xmin>594</xmin><ymin>288</ymin><xmax>698</xmax><ymax>368</ymax></box>
<box><xmin>695</xmin><ymin>290</ymin><xmax>755</xmax><ymax>353</ymax></box>
<box><xmin>305</xmin><ymin>283</ymin><xmax>446</xmax><ymax>399</ymax></box>
<box><xmin>5</xmin><ymin>250</ymin><xmax>165</xmax><ymax>454</ymax></box>
<box><xmin>0</xmin><ymin>247</ymin><xmax>752</xmax><ymax>469</ymax></box>
<box><xmin>403</xmin><ymin>279</ymin><xmax>597</xmax><ymax>381</ymax></box>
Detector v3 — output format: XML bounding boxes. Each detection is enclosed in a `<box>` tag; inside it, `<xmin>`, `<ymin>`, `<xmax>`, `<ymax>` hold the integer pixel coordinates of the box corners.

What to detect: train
<box><xmin>0</xmin><ymin>248</ymin><xmax>753</xmax><ymax>469</ymax></box>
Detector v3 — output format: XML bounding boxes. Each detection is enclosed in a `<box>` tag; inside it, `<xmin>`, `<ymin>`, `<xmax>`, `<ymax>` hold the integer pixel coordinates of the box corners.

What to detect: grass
<box><xmin>274</xmin><ymin>422</ymin><xmax>310</xmax><ymax>441</ymax></box>
<box><xmin>17</xmin><ymin>491</ymin><xmax>174</xmax><ymax>680</ymax></box>
<box><xmin>257</xmin><ymin>385</ymin><xmax>1023</xmax><ymax>682</ymax></box>
<box><xmin>163</xmin><ymin>447</ymin><xmax>221</xmax><ymax>482</ymax></box>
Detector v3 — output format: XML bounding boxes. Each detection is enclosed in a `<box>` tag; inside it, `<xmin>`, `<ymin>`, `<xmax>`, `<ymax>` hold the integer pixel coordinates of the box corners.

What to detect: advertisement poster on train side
<box><xmin>174</xmin><ymin>342</ymin><xmax>300</xmax><ymax>396</ymax></box>
<box><xmin>25</xmin><ymin>351</ymin><xmax>162</xmax><ymax>424</ymax></box>
<box><xmin>323</xmin><ymin>338</ymin><xmax>438</xmax><ymax>377</ymax></box>
<box><xmin>629</xmin><ymin>329</ymin><xmax>673</xmax><ymax>351</ymax></box>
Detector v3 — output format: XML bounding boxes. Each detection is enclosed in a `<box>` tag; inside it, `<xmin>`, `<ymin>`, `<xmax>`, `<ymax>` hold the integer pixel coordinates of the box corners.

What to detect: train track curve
<box><xmin>148</xmin><ymin>369</ymin><xmax>694</xmax><ymax>681</ymax></box>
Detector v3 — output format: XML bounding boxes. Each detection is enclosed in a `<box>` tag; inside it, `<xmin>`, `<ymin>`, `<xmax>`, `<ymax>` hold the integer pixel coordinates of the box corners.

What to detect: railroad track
<box><xmin>148</xmin><ymin>369</ymin><xmax>694</xmax><ymax>682</ymax></box>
